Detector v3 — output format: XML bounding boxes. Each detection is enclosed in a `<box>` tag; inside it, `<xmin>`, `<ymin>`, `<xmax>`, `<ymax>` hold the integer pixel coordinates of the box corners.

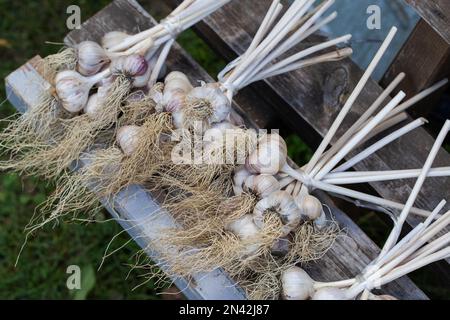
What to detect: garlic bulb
<box><xmin>226</xmin><ymin>214</ymin><xmax>261</xmax><ymax>256</ymax></box>
<box><xmin>187</xmin><ymin>83</ymin><xmax>231</xmax><ymax>124</ymax></box>
<box><xmin>233</xmin><ymin>166</ymin><xmax>252</xmax><ymax>195</ymax></box>
<box><xmin>116</xmin><ymin>125</ymin><xmax>141</xmax><ymax>156</ymax></box>
<box><xmin>83</xmin><ymin>93</ymin><xmax>100</xmax><ymax>118</ymax></box>
<box><xmin>311</xmin><ymin>287</ymin><xmax>348</xmax><ymax>300</ymax></box>
<box><xmin>243</xmin><ymin>174</ymin><xmax>280</xmax><ymax>198</ymax></box>
<box><xmin>101</xmin><ymin>31</ymin><xmax>130</xmax><ymax>51</ymax></box>
<box><xmin>110</xmin><ymin>54</ymin><xmax>148</xmax><ymax>78</ymax></box>
<box><xmin>163</xmin><ymin>71</ymin><xmax>192</xmax><ymax>112</ymax></box>
<box><xmin>281</xmin><ymin>266</ymin><xmax>314</xmax><ymax>300</ymax></box>
<box><xmin>132</xmin><ymin>63</ymin><xmax>152</xmax><ymax>88</ymax></box>
<box><xmin>77</xmin><ymin>41</ymin><xmax>110</xmax><ymax>76</ymax></box>
<box><xmin>83</xmin><ymin>79</ymin><xmax>114</xmax><ymax>118</ymax></box>
<box><xmin>55</xmin><ymin>70</ymin><xmax>93</xmax><ymax>113</ymax></box>
<box><xmin>296</xmin><ymin>194</ymin><xmax>323</xmax><ymax>221</ymax></box>
<box><xmin>246</xmin><ymin>133</ymin><xmax>287</xmax><ymax>175</ymax></box>
<box><xmin>253</xmin><ymin>190</ymin><xmax>302</xmax><ymax>236</ymax></box>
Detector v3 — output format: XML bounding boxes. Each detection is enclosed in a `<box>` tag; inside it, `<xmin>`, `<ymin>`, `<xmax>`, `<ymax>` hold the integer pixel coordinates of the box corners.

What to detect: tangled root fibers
<box><xmin>0</xmin><ymin>76</ymin><xmax>131</xmax><ymax>179</ymax></box>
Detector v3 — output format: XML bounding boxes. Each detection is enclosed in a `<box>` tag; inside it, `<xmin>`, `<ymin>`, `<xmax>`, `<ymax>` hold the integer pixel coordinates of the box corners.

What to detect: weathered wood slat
<box><xmin>171</xmin><ymin>0</ymin><xmax>450</xmax><ymax>260</ymax></box>
<box><xmin>405</xmin><ymin>0</ymin><xmax>450</xmax><ymax>45</ymax></box>
<box><xmin>382</xmin><ymin>18</ymin><xmax>450</xmax><ymax>118</ymax></box>
<box><xmin>5</xmin><ymin>0</ymin><xmax>428</xmax><ymax>299</ymax></box>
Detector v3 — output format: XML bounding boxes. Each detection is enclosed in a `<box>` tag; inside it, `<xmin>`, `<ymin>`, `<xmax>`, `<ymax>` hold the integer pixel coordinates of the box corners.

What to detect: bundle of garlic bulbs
<box><xmin>36</xmin><ymin>0</ymin><xmax>352</xmax><ymax>221</ymax></box>
<box><xmin>0</xmin><ymin>0</ymin><xmax>231</xmax><ymax>179</ymax></box>
<box><xmin>281</xmin><ymin>122</ymin><xmax>450</xmax><ymax>299</ymax></box>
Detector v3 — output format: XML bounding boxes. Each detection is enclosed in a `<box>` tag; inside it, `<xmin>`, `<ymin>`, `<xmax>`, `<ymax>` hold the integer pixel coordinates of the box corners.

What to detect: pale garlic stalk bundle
<box><xmin>0</xmin><ymin>0</ymin><xmax>231</xmax><ymax>179</ymax></box>
<box><xmin>281</xmin><ymin>123</ymin><xmax>450</xmax><ymax>299</ymax></box>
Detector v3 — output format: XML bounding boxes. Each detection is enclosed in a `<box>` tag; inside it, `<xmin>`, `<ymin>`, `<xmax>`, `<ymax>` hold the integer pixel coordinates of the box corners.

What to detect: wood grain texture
<box><xmin>167</xmin><ymin>0</ymin><xmax>450</xmax><ymax>258</ymax></box>
<box><xmin>405</xmin><ymin>0</ymin><xmax>450</xmax><ymax>45</ymax></box>
<box><xmin>5</xmin><ymin>0</ymin><xmax>428</xmax><ymax>299</ymax></box>
<box><xmin>382</xmin><ymin>19</ymin><xmax>450</xmax><ymax>118</ymax></box>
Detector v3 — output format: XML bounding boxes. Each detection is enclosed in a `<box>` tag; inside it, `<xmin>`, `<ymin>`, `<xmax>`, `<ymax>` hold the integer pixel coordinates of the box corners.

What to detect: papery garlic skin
<box><xmin>188</xmin><ymin>83</ymin><xmax>231</xmax><ymax>124</ymax></box>
<box><xmin>296</xmin><ymin>194</ymin><xmax>323</xmax><ymax>221</ymax></box>
<box><xmin>253</xmin><ymin>190</ymin><xmax>301</xmax><ymax>236</ymax></box>
<box><xmin>311</xmin><ymin>287</ymin><xmax>348</xmax><ymax>300</ymax></box>
<box><xmin>246</xmin><ymin>133</ymin><xmax>287</xmax><ymax>175</ymax></box>
<box><xmin>226</xmin><ymin>214</ymin><xmax>261</xmax><ymax>256</ymax></box>
<box><xmin>133</xmin><ymin>63</ymin><xmax>152</xmax><ymax>88</ymax></box>
<box><xmin>233</xmin><ymin>166</ymin><xmax>252</xmax><ymax>195</ymax></box>
<box><xmin>77</xmin><ymin>41</ymin><xmax>109</xmax><ymax>76</ymax></box>
<box><xmin>101</xmin><ymin>31</ymin><xmax>130</xmax><ymax>51</ymax></box>
<box><xmin>116</xmin><ymin>125</ymin><xmax>141</xmax><ymax>156</ymax></box>
<box><xmin>163</xmin><ymin>71</ymin><xmax>192</xmax><ymax>112</ymax></box>
<box><xmin>110</xmin><ymin>54</ymin><xmax>148</xmax><ymax>78</ymax></box>
<box><xmin>281</xmin><ymin>266</ymin><xmax>314</xmax><ymax>300</ymax></box>
<box><xmin>55</xmin><ymin>71</ymin><xmax>91</xmax><ymax>113</ymax></box>
<box><xmin>83</xmin><ymin>93</ymin><xmax>100</xmax><ymax>119</ymax></box>
<box><xmin>244</xmin><ymin>174</ymin><xmax>280</xmax><ymax>198</ymax></box>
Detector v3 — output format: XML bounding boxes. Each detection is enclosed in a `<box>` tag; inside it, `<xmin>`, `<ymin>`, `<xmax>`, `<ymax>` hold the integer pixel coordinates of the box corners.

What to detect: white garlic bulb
<box><xmin>55</xmin><ymin>70</ymin><xmax>93</xmax><ymax>113</ymax></box>
<box><xmin>187</xmin><ymin>83</ymin><xmax>231</xmax><ymax>124</ymax></box>
<box><xmin>132</xmin><ymin>63</ymin><xmax>152</xmax><ymax>88</ymax></box>
<box><xmin>311</xmin><ymin>287</ymin><xmax>348</xmax><ymax>300</ymax></box>
<box><xmin>116</xmin><ymin>125</ymin><xmax>141</xmax><ymax>156</ymax></box>
<box><xmin>246</xmin><ymin>133</ymin><xmax>287</xmax><ymax>175</ymax></box>
<box><xmin>296</xmin><ymin>194</ymin><xmax>323</xmax><ymax>221</ymax></box>
<box><xmin>226</xmin><ymin>214</ymin><xmax>261</xmax><ymax>256</ymax></box>
<box><xmin>233</xmin><ymin>166</ymin><xmax>252</xmax><ymax>195</ymax></box>
<box><xmin>163</xmin><ymin>71</ymin><xmax>193</xmax><ymax>112</ymax></box>
<box><xmin>101</xmin><ymin>31</ymin><xmax>130</xmax><ymax>51</ymax></box>
<box><xmin>83</xmin><ymin>93</ymin><xmax>100</xmax><ymax>118</ymax></box>
<box><xmin>110</xmin><ymin>54</ymin><xmax>148</xmax><ymax>78</ymax></box>
<box><xmin>243</xmin><ymin>174</ymin><xmax>280</xmax><ymax>198</ymax></box>
<box><xmin>253</xmin><ymin>190</ymin><xmax>301</xmax><ymax>236</ymax></box>
<box><xmin>281</xmin><ymin>266</ymin><xmax>314</xmax><ymax>300</ymax></box>
<box><xmin>77</xmin><ymin>41</ymin><xmax>110</xmax><ymax>76</ymax></box>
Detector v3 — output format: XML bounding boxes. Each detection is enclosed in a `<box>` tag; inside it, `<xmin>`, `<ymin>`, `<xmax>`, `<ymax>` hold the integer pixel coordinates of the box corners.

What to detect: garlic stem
<box><xmin>313</xmin><ymin>279</ymin><xmax>356</xmax><ymax>290</ymax></box>
<box><xmin>314</xmin><ymin>91</ymin><xmax>406</xmax><ymax>180</ymax></box>
<box><xmin>384</xmin><ymin>78</ymin><xmax>448</xmax><ymax>124</ymax></box>
<box><xmin>313</xmin><ymin>72</ymin><xmax>405</xmax><ymax>173</ymax></box>
<box><xmin>305</xmin><ymin>27</ymin><xmax>398</xmax><ymax>175</ymax></box>
<box><xmin>323</xmin><ymin>166</ymin><xmax>450</xmax><ymax>185</ymax></box>
<box><xmin>332</xmin><ymin>118</ymin><xmax>426</xmax><ymax>173</ymax></box>
<box><xmin>379</xmin><ymin>120</ymin><xmax>450</xmax><ymax>259</ymax></box>
<box><xmin>358</xmin><ymin>113</ymin><xmax>408</xmax><ymax>146</ymax></box>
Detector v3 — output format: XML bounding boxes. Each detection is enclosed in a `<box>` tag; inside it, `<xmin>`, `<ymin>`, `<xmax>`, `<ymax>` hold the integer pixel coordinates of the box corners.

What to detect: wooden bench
<box><xmin>5</xmin><ymin>0</ymin><xmax>450</xmax><ymax>299</ymax></box>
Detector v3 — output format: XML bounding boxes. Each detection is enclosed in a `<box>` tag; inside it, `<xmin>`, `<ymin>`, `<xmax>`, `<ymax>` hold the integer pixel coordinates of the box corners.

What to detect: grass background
<box><xmin>0</xmin><ymin>0</ymin><xmax>448</xmax><ymax>299</ymax></box>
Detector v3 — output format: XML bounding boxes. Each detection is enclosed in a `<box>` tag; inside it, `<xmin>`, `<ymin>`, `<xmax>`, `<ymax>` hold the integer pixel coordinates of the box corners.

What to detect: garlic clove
<box><xmin>281</xmin><ymin>266</ymin><xmax>314</xmax><ymax>300</ymax></box>
<box><xmin>55</xmin><ymin>70</ymin><xmax>91</xmax><ymax>113</ymax></box>
<box><xmin>101</xmin><ymin>31</ymin><xmax>130</xmax><ymax>51</ymax></box>
<box><xmin>296</xmin><ymin>194</ymin><xmax>323</xmax><ymax>221</ymax></box>
<box><xmin>77</xmin><ymin>41</ymin><xmax>110</xmax><ymax>76</ymax></box>
<box><xmin>244</xmin><ymin>174</ymin><xmax>280</xmax><ymax>198</ymax></box>
<box><xmin>246</xmin><ymin>133</ymin><xmax>287</xmax><ymax>175</ymax></box>
<box><xmin>311</xmin><ymin>287</ymin><xmax>348</xmax><ymax>300</ymax></box>
<box><xmin>164</xmin><ymin>89</ymin><xmax>187</xmax><ymax>113</ymax></box>
<box><xmin>164</xmin><ymin>71</ymin><xmax>193</xmax><ymax>94</ymax></box>
<box><xmin>110</xmin><ymin>54</ymin><xmax>148</xmax><ymax>78</ymax></box>
<box><xmin>116</xmin><ymin>125</ymin><xmax>141</xmax><ymax>156</ymax></box>
<box><xmin>233</xmin><ymin>165</ymin><xmax>252</xmax><ymax>195</ymax></box>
